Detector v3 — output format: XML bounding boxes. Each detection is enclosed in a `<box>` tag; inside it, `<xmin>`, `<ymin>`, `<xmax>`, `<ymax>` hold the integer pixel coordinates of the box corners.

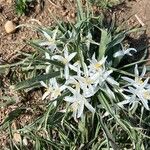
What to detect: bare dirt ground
<box><xmin>0</xmin><ymin>0</ymin><xmax>76</xmax><ymax>62</ymax></box>
<box><xmin>0</xmin><ymin>0</ymin><xmax>150</xmax><ymax>148</ymax></box>
<box><xmin>0</xmin><ymin>0</ymin><xmax>76</xmax><ymax>148</ymax></box>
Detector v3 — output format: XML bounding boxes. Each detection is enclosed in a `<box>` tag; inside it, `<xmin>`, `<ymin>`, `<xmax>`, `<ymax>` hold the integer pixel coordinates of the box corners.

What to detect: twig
<box><xmin>48</xmin><ymin>0</ymin><xmax>61</xmax><ymax>8</ymax></box>
<box><xmin>135</xmin><ymin>14</ymin><xmax>145</xmax><ymax>26</ymax></box>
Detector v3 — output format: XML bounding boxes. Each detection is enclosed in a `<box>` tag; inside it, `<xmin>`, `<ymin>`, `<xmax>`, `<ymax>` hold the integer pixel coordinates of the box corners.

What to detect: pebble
<box><xmin>6</xmin><ymin>0</ymin><xmax>12</xmax><ymax>4</ymax></box>
<box><xmin>4</xmin><ymin>20</ymin><xmax>16</xmax><ymax>34</ymax></box>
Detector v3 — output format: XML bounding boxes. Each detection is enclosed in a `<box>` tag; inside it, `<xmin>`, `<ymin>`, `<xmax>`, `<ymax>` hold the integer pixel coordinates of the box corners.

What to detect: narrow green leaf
<box><xmin>76</xmin><ymin>0</ymin><xmax>84</xmax><ymax>21</ymax></box>
<box><xmin>119</xmin><ymin>58</ymin><xmax>150</xmax><ymax>69</ymax></box>
<box><xmin>26</xmin><ymin>40</ymin><xmax>53</xmax><ymax>55</ymax></box>
<box><xmin>0</xmin><ymin>96</ymin><xmax>16</xmax><ymax>108</ymax></box>
<box><xmin>0</xmin><ymin>59</ymin><xmax>27</xmax><ymax>68</ymax></box>
<box><xmin>35</xmin><ymin>58</ymin><xmax>64</xmax><ymax>68</ymax></box>
<box><xmin>0</xmin><ymin>108</ymin><xmax>26</xmax><ymax>127</ymax></box>
<box><xmin>98</xmin><ymin>29</ymin><xmax>110</xmax><ymax>60</ymax></box>
<box><xmin>107</xmin><ymin>32</ymin><xmax>125</xmax><ymax>50</ymax></box>
<box><xmin>14</xmin><ymin>71</ymin><xmax>60</xmax><ymax>90</ymax></box>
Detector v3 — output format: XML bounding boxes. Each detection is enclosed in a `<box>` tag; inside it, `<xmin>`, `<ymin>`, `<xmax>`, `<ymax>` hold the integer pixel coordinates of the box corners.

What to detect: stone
<box><xmin>4</xmin><ymin>20</ymin><xmax>16</xmax><ymax>34</ymax></box>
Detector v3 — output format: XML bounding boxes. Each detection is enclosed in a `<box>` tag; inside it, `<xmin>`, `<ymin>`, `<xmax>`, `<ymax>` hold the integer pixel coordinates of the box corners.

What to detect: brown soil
<box><xmin>0</xmin><ymin>0</ymin><xmax>76</xmax><ymax>62</ymax></box>
<box><xmin>0</xmin><ymin>0</ymin><xmax>150</xmax><ymax>149</ymax></box>
<box><xmin>0</xmin><ymin>0</ymin><xmax>76</xmax><ymax>148</ymax></box>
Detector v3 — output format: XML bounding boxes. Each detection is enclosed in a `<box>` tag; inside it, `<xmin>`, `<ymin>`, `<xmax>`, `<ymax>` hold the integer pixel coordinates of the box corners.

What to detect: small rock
<box><xmin>4</xmin><ymin>21</ymin><xmax>16</xmax><ymax>34</ymax></box>
<box><xmin>13</xmin><ymin>132</ymin><xmax>22</xmax><ymax>143</ymax></box>
<box><xmin>6</xmin><ymin>0</ymin><xmax>12</xmax><ymax>4</ymax></box>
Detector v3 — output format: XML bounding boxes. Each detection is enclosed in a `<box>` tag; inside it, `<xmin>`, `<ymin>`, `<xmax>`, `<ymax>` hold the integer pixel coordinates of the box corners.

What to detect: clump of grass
<box><xmin>0</xmin><ymin>0</ymin><xmax>150</xmax><ymax>149</ymax></box>
<box><xmin>15</xmin><ymin>0</ymin><xmax>34</xmax><ymax>15</ymax></box>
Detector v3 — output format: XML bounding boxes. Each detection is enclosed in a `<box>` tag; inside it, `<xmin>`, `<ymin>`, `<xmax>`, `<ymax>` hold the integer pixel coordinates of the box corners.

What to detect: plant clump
<box><xmin>0</xmin><ymin>1</ymin><xmax>150</xmax><ymax>149</ymax></box>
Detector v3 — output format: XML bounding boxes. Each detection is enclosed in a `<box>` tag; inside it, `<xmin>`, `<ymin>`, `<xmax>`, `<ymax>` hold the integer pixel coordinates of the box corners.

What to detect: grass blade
<box><xmin>14</xmin><ymin>71</ymin><xmax>60</xmax><ymax>90</ymax></box>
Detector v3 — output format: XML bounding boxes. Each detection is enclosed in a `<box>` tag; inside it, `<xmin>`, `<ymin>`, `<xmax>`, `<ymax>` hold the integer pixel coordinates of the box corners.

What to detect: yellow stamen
<box><xmin>71</xmin><ymin>102</ymin><xmax>78</xmax><ymax>112</ymax></box>
<box><xmin>54</xmin><ymin>89</ymin><xmax>61</xmax><ymax>97</ymax></box>
<box><xmin>143</xmin><ymin>90</ymin><xmax>150</xmax><ymax>99</ymax></box>
<box><xmin>63</xmin><ymin>58</ymin><xmax>68</xmax><ymax>64</ymax></box>
<box><xmin>135</xmin><ymin>77</ymin><xmax>143</xmax><ymax>84</ymax></box>
<box><xmin>76</xmin><ymin>83</ymin><xmax>80</xmax><ymax>90</ymax></box>
<box><xmin>94</xmin><ymin>63</ymin><xmax>102</xmax><ymax>70</ymax></box>
<box><xmin>84</xmin><ymin>77</ymin><xmax>93</xmax><ymax>85</ymax></box>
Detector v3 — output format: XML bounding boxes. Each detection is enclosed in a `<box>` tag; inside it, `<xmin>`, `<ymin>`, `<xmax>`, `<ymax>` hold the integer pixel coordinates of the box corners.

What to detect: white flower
<box><xmin>93</xmin><ymin>69</ymin><xmax>119</xmax><ymax>87</ymax></box>
<box><xmin>52</xmin><ymin>47</ymin><xmax>77</xmax><ymax>79</ymax></box>
<box><xmin>76</xmin><ymin>75</ymin><xmax>97</xmax><ymax>98</ymax></box>
<box><xmin>64</xmin><ymin>86</ymin><xmax>95</xmax><ymax>119</ymax></box>
<box><xmin>75</xmin><ymin>63</ymin><xmax>98</xmax><ymax>98</ymax></box>
<box><xmin>40</xmin><ymin>78</ymin><xmax>66</xmax><ymax>105</ymax></box>
<box><xmin>88</xmin><ymin>54</ymin><xmax>106</xmax><ymax>74</ymax></box>
<box><xmin>119</xmin><ymin>66</ymin><xmax>150</xmax><ymax>110</ymax></box>
<box><xmin>122</xmin><ymin>65</ymin><xmax>149</xmax><ymax>88</ymax></box>
<box><xmin>40</xmin><ymin>80</ymin><xmax>52</xmax><ymax>100</ymax></box>
<box><xmin>72</xmin><ymin>61</ymin><xmax>82</xmax><ymax>76</ymax></box>
<box><xmin>87</xmin><ymin>55</ymin><xmax>119</xmax><ymax>87</ymax></box>
<box><xmin>122</xmin><ymin>86</ymin><xmax>150</xmax><ymax>110</ymax></box>
<box><xmin>118</xmin><ymin>76</ymin><xmax>150</xmax><ymax>111</ymax></box>
<box><xmin>113</xmin><ymin>48</ymin><xmax>137</xmax><ymax>58</ymax></box>
<box><xmin>100</xmin><ymin>70</ymin><xmax>119</xmax><ymax>86</ymax></box>
<box><xmin>39</xmin><ymin>28</ymin><xmax>59</xmax><ymax>52</ymax></box>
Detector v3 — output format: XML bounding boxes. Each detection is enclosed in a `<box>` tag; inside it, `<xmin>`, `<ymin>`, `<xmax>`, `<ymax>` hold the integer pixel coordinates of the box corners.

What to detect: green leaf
<box><xmin>14</xmin><ymin>71</ymin><xmax>60</xmax><ymax>90</ymax></box>
<box><xmin>0</xmin><ymin>96</ymin><xmax>16</xmax><ymax>108</ymax></box>
<box><xmin>97</xmin><ymin>91</ymin><xmax>131</xmax><ymax>135</ymax></box>
<box><xmin>0</xmin><ymin>108</ymin><xmax>26</xmax><ymax>127</ymax></box>
<box><xmin>76</xmin><ymin>0</ymin><xmax>84</xmax><ymax>21</ymax></box>
<box><xmin>107</xmin><ymin>32</ymin><xmax>125</xmax><ymax>50</ymax></box>
<box><xmin>26</xmin><ymin>40</ymin><xmax>53</xmax><ymax>55</ymax></box>
<box><xmin>119</xmin><ymin>58</ymin><xmax>150</xmax><ymax>70</ymax></box>
<box><xmin>35</xmin><ymin>58</ymin><xmax>64</xmax><ymax>68</ymax></box>
<box><xmin>0</xmin><ymin>59</ymin><xmax>27</xmax><ymax>68</ymax></box>
<box><xmin>98</xmin><ymin>29</ymin><xmax>111</xmax><ymax>60</ymax></box>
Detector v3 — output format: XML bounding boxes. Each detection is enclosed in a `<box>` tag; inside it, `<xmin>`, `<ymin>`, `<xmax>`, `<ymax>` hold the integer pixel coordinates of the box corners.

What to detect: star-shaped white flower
<box><xmin>119</xmin><ymin>86</ymin><xmax>150</xmax><ymax>110</ymax></box>
<box><xmin>88</xmin><ymin>54</ymin><xmax>106</xmax><ymax>74</ymax></box>
<box><xmin>74</xmin><ymin>63</ymin><xmax>98</xmax><ymax>98</ymax></box>
<box><xmin>52</xmin><ymin>47</ymin><xmax>77</xmax><ymax>79</ymax></box>
<box><xmin>40</xmin><ymin>78</ymin><xmax>66</xmax><ymax>105</ymax></box>
<box><xmin>39</xmin><ymin>28</ymin><xmax>59</xmax><ymax>52</ymax></box>
<box><xmin>92</xmin><ymin>69</ymin><xmax>119</xmax><ymax>88</ymax></box>
<box><xmin>64</xmin><ymin>86</ymin><xmax>95</xmax><ymax>120</ymax></box>
<box><xmin>122</xmin><ymin>65</ymin><xmax>149</xmax><ymax>88</ymax></box>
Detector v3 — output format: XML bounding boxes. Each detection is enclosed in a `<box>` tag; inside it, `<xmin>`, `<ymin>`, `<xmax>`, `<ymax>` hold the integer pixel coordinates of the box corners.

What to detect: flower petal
<box><xmin>141</xmin><ymin>65</ymin><xmax>146</xmax><ymax>77</ymax></box>
<box><xmin>68</xmin><ymin>52</ymin><xmax>77</xmax><ymax>61</ymax></box>
<box><xmin>40</xmin><ymin>81</ymin><xmax>47</xmax><ymax>88</ymax></box>
<box><xmin>125</xmin><ymin>48</ymin><xmax>137</xmax><ymax>55</ymax></box>
<box><xmin>77</xmin><ymin>99</ymin><xmax>84</xmax><ymax>118</ymax></box>
<box><xmin>138</xmin><ymin>94</ymin><xmax>149</xmax><ymax>110</ymax></box>
<box><xmin>64</xmin><ymin>96</ymin><xmax>76</xmax><ymax>102</ymax></box>
<box><xmin>134</xmin><ymin>64</ymin><xmax>139</xmax><ymax>76</ymax></box>
<box><xmin>42</xmin><ymin>89</ymin><xmax>51</xmax><ymax>100</ymax></box>
<box><xmin>45</xmin><ymin>52</ymin><xmax>51</xmax><ymax>59</ymax></box>
<box><xmin>113</xmin><ymin>51</ymin><xmax>124</xmax><ymax>58</ymax></box>
<box><xmin>84</xmin><ymin>100</ymin><xmax>95</xmax><ymax>113</ymax></box>
<box><xmin>64</xmin><ymin>47</ymin><xmax>69</xmax><ymax>58</ymax></box>
<box><xmin>66</xmin><ymin>86</ymin><xmax>76</xmax><ymax>95</ymax></box>
<box><xmin>52</xmin><ymin>55</ymin><xmax>64</xmax><ymax>62</ymax></box>
<box><xmin>106</xmin><ymin>77</ymin><xmax>119</xmax><ymax>86</ymax></box>
<box><xmin>64</xmin><ymin>65</ymin><xmax>69</xmax><ymax>79</ymax></box>
<box><xmin>122</xmin><ymin>77</ymin><xmax>134</xmax><ymax>83</ymax></box>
